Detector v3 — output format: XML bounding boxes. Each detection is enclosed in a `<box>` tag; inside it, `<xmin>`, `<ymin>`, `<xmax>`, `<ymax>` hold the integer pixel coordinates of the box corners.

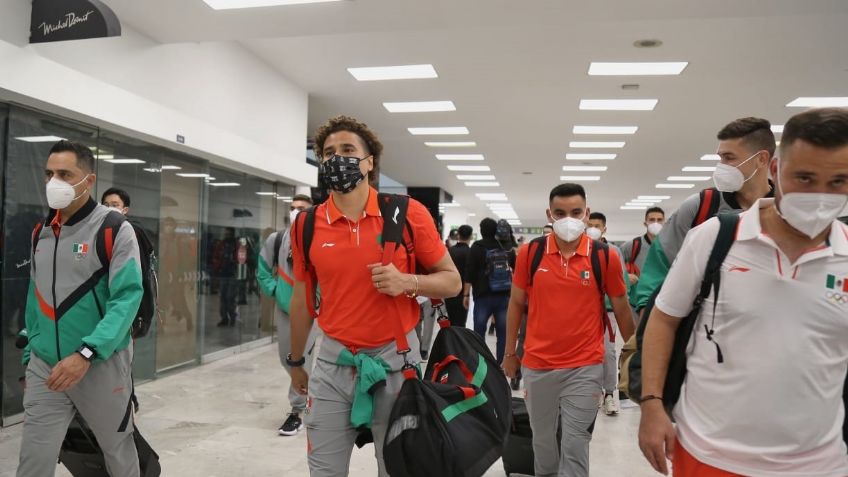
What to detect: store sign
<box><xmin>30</xmin><ymin>0</ymin><xmax>121</xmax><ymax>44</ymax></box>
<box><xmin>513</xmin><ymin>227</ymin><xmax>545</xmax><ymax>235</ymax></box>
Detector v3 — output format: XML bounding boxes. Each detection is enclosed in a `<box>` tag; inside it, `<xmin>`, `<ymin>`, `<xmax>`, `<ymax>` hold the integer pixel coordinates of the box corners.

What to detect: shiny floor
<box><xmin>0</xmin><ymin>331</ymin><xmax>662</xmax><ymax>476</ymax></box>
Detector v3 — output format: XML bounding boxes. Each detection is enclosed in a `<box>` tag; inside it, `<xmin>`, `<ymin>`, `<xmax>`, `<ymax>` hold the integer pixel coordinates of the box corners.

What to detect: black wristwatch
<box><xmin>76</xmin><ymin>344</ymin><xmax>96</xmax><ymax>362</ymax></box>
<box><xmin>286</xmin><ymin>353</ymin><xmax>306</xmax><ymax>367</ymax></box>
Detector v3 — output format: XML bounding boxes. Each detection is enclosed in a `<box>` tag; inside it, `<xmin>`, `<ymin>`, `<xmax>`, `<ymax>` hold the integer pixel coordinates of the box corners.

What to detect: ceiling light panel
<box><xmin>565</xmin><ymin>153</ymin><xmax>617</xmax><ymax>160</ymax></box>
<box><xmin>456</xmin><ymin>175</ymin><xmax>496</xmax><ymax>180</ymax></box>
<box><xmin>408</xmin><ymin>127</ymin><xmax>469</xmax><ymax>135</ymax></box>
<box><xmin>771</xmin><ymin>125</ymin><xmax>784</xmax><ymax>133</ymax></box>
<box><xmin>700</xmin><ymin>154</ymin><xmax>720</xmax><ymax>161</ymax></box>
<box><xmin>425</xmin><ymin>141</ymin><xmax>476</xmax><ymax>147</ymax></box>
<box><xmin>562</xmin><ymin>166</ymin><xmax>608</xmax><ymax>172</ymax></box>
<box><xmin>465</xmin><ymin>181</ymin><xmax>500</xmax><ymax>187</ymax></box>
<box><xmin>15</xmin><ymin>135</ymin><xmax>65</xmax><ymax>142</ymax></box>
<box><xmin>105</xmin><ymin>159</ymin><xmax>146</xmax><ymax>164</ymax></box>
<box><xmin>588</xmin><ymin>62</ymin><xmax>688</xmax><ymax>76</ymax></box>
<box><xmin>435</xmin><ymin>154</ymin><xmax>484</xmax><ymax>161</ymax></box>
<box><xmin>786</xmin><ymin>97</ymin><xmax>848</xmax><ymax>108</ymax></box>
<box><xmin>667</xmin><ymin>176</ymin><xmax>710</xmax><ymax>181</ymax></box>
<box><xmin>383</xmin><ymin>101</ymin><xmax>456</xmax><ymax>113</ymax></box>
<box><xmin>638</xmin><ymin>196</ymin><xmax>671</xmax><ymax>200</ymax></box>
<box><xmin>569</xmin><ymin>141</ymin><xmax>626</xmax><ymax>149</ymax></box>
<box><xmin>208</xmin><ymin>182</ymin><xmax>241</xmax><ymax>187</ymax></box>
<box><xmin>348</xmin><ymin>64</ymin><xmax>437</xmax><ymax>81</ymax></box>
<box><xmin>560</xmin><ymin>176</ymin><xmax>601</xmax><ymax>181</ymax></box>
<box><xmin>176</xmin><ymin>173</ymin><xmax>211</xmax><ymax>178</ymax></box>
<box><xmin>203</xmin><ymin>0</ymin><xmax>342</xmax><ymax>8</ymax></box>
<box><xmin>579</xmin><ymin>99</ymin><xmax>658</xmax><ymax>111</ymax></box>
<box><xmin>656</xmin><ymin>183</ymin><xmax>696</xmax><ymax>189</ymax></box>
<box><xmin>572</xmin><ymin>126</ymin><xmax>638</xmax><ymax>135</ymax></box>
<box><xmin>476</xmin><ymin>193</ymin><xmax>508</xmax><ymax>200</ymax></box>
<box><xmin>621</xmin><ymin>206</ymin><xmax>648</xmax><ymax>210</ymax></box>
<box><xmin>448</xmin><ymin>165</ymin><xmax>490</xmax><ymax>171</ymax></box>
<box><xmin>682</xmin><ymin>166</ymin><xmax>716</xmax><ymax>172</ymax></box>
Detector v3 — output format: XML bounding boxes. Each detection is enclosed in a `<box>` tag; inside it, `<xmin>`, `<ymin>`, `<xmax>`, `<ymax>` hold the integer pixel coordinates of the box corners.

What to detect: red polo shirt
<box><xmin>291</xmin><ymin>188</ymin><xmax>447</xmax><ymax>349</ymax></box>
<box><xmin>513</xmin><ymin>233</ymin><xmax>626</xmax><ymax>369</ymax></box>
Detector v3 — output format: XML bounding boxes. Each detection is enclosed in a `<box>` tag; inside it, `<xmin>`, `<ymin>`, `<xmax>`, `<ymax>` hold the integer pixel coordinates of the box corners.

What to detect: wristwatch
<box><xmin>76</xmin><ymin>344</ymin><xmax>96</xmax><ymax>362</ymax></box>
<box><xmin>286</xmin><ymin>353</ymin><xmax>306</xmax><ymax>367</ymax></box>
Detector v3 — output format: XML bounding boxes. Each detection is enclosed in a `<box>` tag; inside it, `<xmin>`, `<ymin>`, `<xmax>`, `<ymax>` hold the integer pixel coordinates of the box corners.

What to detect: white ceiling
<box><xmin>104</xmin><ymin>0</ymin><xmax>848</xmax><ymax>237</ymax></box>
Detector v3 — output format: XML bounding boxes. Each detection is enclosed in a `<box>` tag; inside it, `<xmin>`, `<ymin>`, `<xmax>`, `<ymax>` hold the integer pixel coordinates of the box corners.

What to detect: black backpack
<box><xmin>485</xmin><ymin>246</ymin><xmax>513</xmax><ymax>293</ymax></box>
<box><xmin>32</xmin><ymin>211</ymin><xmax>159</xmax><ymax>339</ymax></box>
<box><xmin>627</xmin><ymin>213</ymin><xmax>739</xmax><ymax>414</ymax></box>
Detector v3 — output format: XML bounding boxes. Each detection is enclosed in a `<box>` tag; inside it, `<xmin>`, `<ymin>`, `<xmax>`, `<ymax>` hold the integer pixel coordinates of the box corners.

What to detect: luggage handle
<box><xmin>430</xmin><ymin>355</ymin><xmax>475</xmax><ymax>385</ymax></box>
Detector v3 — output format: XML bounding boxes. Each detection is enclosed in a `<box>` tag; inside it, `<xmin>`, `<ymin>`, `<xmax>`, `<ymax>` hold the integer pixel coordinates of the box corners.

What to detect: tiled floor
<box><xmin>0</xmin><ymin>335</ymin><xmax>662</xmax><ymax>476</ymax></box>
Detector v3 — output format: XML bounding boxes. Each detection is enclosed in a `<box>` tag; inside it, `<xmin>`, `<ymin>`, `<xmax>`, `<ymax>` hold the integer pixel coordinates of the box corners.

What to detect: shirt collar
<box><xmin>326</xmin><ymin>187</ymin><xmax>381</xmax><ymax>224</ymax></box>
<box><xmin>47</xmin><ymin>198</ymin><xmax>97</xmax><ymax>227</ymax></box>
<box><xmin>739</xmin><ymin>198</ymin><xmax>848</xmax><ymax>256</ymax></box>
<box><xmin>545</xmin><ymin>232</ymin><xmax>591</xmax><ymax>256</ymax></box>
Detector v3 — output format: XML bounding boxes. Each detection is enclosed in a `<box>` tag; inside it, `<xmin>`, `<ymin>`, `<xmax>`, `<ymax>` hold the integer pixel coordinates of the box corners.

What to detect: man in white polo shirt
<box><xmin>638</xmin><ymin>107</ymin><xmax>848</xmax><ymax>476</ymax></box>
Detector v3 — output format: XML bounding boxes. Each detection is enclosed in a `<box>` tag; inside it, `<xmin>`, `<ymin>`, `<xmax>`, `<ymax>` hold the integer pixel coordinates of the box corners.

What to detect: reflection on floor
<box><xmin>0</xmin><ymin>333</ymin><xmax>662</xmax><ymax>477</ymax></box>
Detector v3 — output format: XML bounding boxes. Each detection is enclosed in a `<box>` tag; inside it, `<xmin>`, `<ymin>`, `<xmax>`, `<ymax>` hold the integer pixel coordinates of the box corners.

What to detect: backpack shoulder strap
<box><xmin>629</xmin><ymin>237</ymin><xmax>641</xmax><ymax>266</ymax></box>
<box><xmin>376</xmin><ymin>193</ymin><xmax>410</xmax><ymax>265</ymax></box>
<box><xmin>272</xmin><ymin>230</ymin><xmax>284</xmax><ymax>269</ymax></box>
<box><xmin>300</xmin><ymin>205</ymin><xmax>319</xmax><ymax>268</ymax></box>
<box><xmin>527</xmin><ymin>236</ymin><xmax>547</xmax><ymax>286</ymax></box>
<box><xmin>692</xmin><ymin>188</ymin><xmax>722</xmax><ymax>228</ymax></box>
<box><xmin>590</xmin><ymin>240</ymin><xmax>609</xmax><ymax>294</ymax></box>
<box><xmin>95</xmin><ymin>211</ymin><xmax>126</xmax><ymax>268</ymax></box>
<box><xmin>31</xmin><ymin>222</ymin><xmax>44</xmax><ymax>256</ymax></box>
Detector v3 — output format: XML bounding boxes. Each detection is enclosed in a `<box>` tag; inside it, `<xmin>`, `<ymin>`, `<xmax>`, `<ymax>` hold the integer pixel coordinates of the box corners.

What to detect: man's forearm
<box><xmin>641</xmin><ymin>309</ymin><xmax>680</xmax><ymax>398</ymax></box>
<box><xmin>504</xmin><ymin>297</ymin><xmax>523</xmax><ymax>355</ymax></box>
<box><xmin>289</xmin><ymin>286</ymin><xmax>312</xmax><ymax>360</ymax></box>
<box><xmin>412</xmin><ymin>270</ymin><xmax>461</xmax><ymax>299</ymax></box>
<box><xmin>611</xmin><ymin>296</ymin><xmax>635</xmax><ymax>342</ymax></box>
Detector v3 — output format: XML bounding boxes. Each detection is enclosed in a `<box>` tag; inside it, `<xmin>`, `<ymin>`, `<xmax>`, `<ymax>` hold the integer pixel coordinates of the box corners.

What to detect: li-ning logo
<box><xmin>392</xmin><ymin>207</ymin><xmax>400</xmax><ymax>225</ymax></box>
<box><xmin>321</xmin><ymin>242</ymin><xmax>335</xmax><ymax>248</ymax></box>
<box><xmin>38</xmin><ymin>10</ymin><xmax>95</xmax><ymax>36</ymax></box>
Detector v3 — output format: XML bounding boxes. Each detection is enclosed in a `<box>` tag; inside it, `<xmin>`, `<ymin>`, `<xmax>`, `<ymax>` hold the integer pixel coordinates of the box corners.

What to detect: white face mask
<box><xmin>647</xmin><ymin>222</ymin><xmax>664</xmax><ymax>236</ymax></box>
<box><xmin>289</xmin><ymin>208</ymin><xmax>302</xmax><ymax>225</ymax></box>
<box><xmin>45</xmin><ymin>175</ymin><xmax>89</xmax><ymax>210</ymax></box>
<box><xmin>712</xmin><ymin>151</ymin><xmax>760</xmax><ymax>192</ymax></box>
<box><xmin>586</xmin><ymin>226</ymin><xmax>603</xmax><ymax>241</ymax></box>
<box><xmin>107</xmin><ymin>206</ymin><xmax>126</xmax><ymax>215</ymax></box>
<box><xmin>776</xmin><ymin>159</ymin><xmax>848</xmax><ymax>239</ymax></box>
<box><xmin>552</xmin><ymin>214</ymin><xmax>586</xmax><ymax>243</ymax></box>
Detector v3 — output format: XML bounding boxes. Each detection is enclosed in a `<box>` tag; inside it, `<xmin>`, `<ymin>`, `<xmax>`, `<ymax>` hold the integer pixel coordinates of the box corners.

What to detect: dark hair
<box><xmin>314</xmin><ymin>115</ymin><xmax>384</xmax><ymax>184</ymax></box>
<box><xmin>49</xmin><ymin>140</ymin><xmax>95</xmax><ymax>173</ymax></box>
<box><xmin>448</xmin><ymin>228</ymin><xmax>459</xmax><ymax>239</ymax></box>
<box><xmin>101</xmin><ymin>187</ymin><xmax>131</xmax><ymax>208</ymax></box>
<box><xmin>780</xmin><ymin>108</ymin><xmax>848</xmax><ymax>156</ymax></box>
<box><xmin>292</xmin><ymin>194</ymin><xmax>313</xmax><ymax>205</ymax></box>
<box><xmin>479</xmin><ymin>217</ymin><xmax>497</xmax><ymax>239</ymax></box>
<box><xmin>645</xmin><ymin>207</ymin><xmax>665</xmax><ymax>219</ymax></box>
<box><xmin>543</xmin><ymin>224</ymin><xmax>553</xmax><ymax>230</ymax></box>
<box><xmin>588</xmin><ymin>212</ymin><xmax>606</xmax><ymax>225</ymax></box>
<box><xmin>549</xmin><ymin>183</ymin><xmax>586</xmax><ymax>203</ymax></box>
<box><xmin>457</xmin><ymin>225</ymin><xmax>473</xmax><ymax>240</ymax></box>
<box><xmin>716</xmin><ymin>117</ymin><xmax>776</xmax><ymax>156</ymax></box>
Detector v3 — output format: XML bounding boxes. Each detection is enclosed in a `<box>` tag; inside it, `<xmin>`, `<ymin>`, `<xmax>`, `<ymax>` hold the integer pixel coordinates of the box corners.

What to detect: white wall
<box><xmin>0</xmin><ymin>1</ymin><xmax>315</xmax><ymax>186</ymax></box>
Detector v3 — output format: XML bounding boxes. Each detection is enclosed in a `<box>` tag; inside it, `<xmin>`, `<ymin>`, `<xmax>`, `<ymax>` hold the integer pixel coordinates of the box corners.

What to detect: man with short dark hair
<box><xmin>19</xmin><ymin>140</ymin><xmax>143</xmax><ymax>477</ymax></box>
<box><xmin>633</xmin><ymin>117</ymin><xmax>775</xmax><ymax>312</ymax></box>
<box><xmin>288</xmin><ymin>116</ymin><xmax>461</xmax><ymax>476</ymax></box>
<box><xmin>101</xmin><ymin>187</ymin><xmax>131</xmax><ymax>215</ymax></box>
<box><xmin>445</xmin><ymin>224</ymin><xmax>473</xmax><ymax>327</ymax></box>
<box><xmin>257</xmin><ymin>193</ymin><xmax>316</xmax><ymax>436</ymax></box>
<box><xmin>504</xmin><ymin>183</ymin><xmax>634</xmax><ymax>476</ymax></box>
<box><xmin>621</xmin><ymin>207</ymin><xmax>665</xmax><ymax>318</ymax></box>
<box><xmin>639</xmin><ymin>109</ymin><xmax>848</xmax><ymax>476</ymax></box>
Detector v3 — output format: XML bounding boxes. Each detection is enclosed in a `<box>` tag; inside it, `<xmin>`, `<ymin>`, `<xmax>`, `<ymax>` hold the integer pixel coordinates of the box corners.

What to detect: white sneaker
<box><xmin>603</xmin><ymin>394</ymin><xmax>618</xmax><ymax>416</ymax></box>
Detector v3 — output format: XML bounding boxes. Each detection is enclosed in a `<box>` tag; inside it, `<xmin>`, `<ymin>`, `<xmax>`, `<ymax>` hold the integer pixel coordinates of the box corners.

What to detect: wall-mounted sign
<box><xmin>30</xmin><ymin>0</ymin><xmax>121</xmax><ymax>44</ymax></box>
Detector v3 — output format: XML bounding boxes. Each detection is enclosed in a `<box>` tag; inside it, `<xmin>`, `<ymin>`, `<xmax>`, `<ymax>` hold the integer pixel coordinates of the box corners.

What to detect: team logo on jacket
<box><xmin>825</xmin><ymin>274</ymin><xmax>848</xmax><ymax>306</ymax></box>
<box><xmin>72</xmin><ymin>243</ymin><xmax>89</xmax><ymax>261</ymax></box>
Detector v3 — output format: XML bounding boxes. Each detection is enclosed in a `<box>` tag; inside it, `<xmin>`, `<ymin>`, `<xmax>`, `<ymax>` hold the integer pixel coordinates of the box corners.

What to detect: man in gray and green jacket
<box><xmin>19</xmin><ymin>140</ymin><xmax>143</xmax><ymax>477</ymax></box>
<box><xmin>257</xmin><ymin>193</ymin><xmax>317</xmax><ymax>436</ymax></box>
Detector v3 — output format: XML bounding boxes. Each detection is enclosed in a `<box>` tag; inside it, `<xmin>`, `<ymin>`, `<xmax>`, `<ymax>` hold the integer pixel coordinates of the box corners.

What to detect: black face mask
<box><xmin>319</xmin><ymin>155</ymin><xmax>368</xmax><ymax>194</ymax></box>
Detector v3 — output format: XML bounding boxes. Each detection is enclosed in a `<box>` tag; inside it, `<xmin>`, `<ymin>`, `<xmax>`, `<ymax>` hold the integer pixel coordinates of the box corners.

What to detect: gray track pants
<box><xmin>602</xmin><ymin>312</ymin><xmax>619</xmax><ymax>394</ymax></box>
<box><xmin>305</xmin><ymin>330</ymin><xmax>420</xmax><ymax>477</ymax></box>
<box><xmin>18</xmin><ymin>347</ymin><xmax>139</xmax><ymax>477</ymax></box>
<box><xmin>523</xmin><ymin>364</ymin><xmax>603</xmax><ymax>477</ymax></box>
<box><xmin>276</xmin><ymin>308</ymin><xmax>317</xmax><ymax>414</ymax></box>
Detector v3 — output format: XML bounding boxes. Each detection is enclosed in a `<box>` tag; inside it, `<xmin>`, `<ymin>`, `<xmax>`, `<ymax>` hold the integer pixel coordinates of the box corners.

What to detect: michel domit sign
<box><xmin>30</xmin><ymin>0</ymin><xmax>121</xmax><ymax>44</ymax></box>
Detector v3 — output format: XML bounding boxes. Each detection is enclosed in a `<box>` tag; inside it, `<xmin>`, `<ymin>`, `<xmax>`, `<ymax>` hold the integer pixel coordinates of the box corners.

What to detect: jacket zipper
<box><xmin>52</xmin><ymin>228</ymin><xmax>61</xmax><ymax>359</ymax></box>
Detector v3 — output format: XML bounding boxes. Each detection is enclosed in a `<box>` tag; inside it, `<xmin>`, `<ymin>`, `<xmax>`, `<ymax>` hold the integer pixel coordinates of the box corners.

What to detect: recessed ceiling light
<box><xmin>786</xmin><ymin>97</ymin><xmax>848</xmax><ymax>108</ymax></box>
<box><xmin>276</xmin><ymin>196</ymin><xmax>293</xmax><ymax>201</ymax></box>
<box><xmin>177</xmin><ymin>173</ymin><xmax>211</xmax><ymax>178</ymax></box>
<box><xmin>579</xmin><ymin>99</ymin><xmax>658</xmax><ymax>111</ymax></box>
<box><xmin>562</xmin><ymin>166</ymin><xmax>608</xmax><ymax>172</ymax></box>
<box><xmin>160</xmin><ymin>165</ymin><xmax>182</xmax><ymax>170</ymax></box>
<box><xmin>569</xmin><ymin>141</ymin><xmax>626</xmax><ymax>149</ymax></box>
<box><xmin>468</xmin><ymin>213</ymin><xmax>477</xmax><ymax>217</ymax></box>
<box><xmin>15</xmin><ymin>135</ymin><xmax>65</xmax><ymax>142</ymax></box>
<box><xmin>425</xmin><ymin>141</ymin><xmax>477</xmax><ymax>147</ymax></box>
<box><xmin>621</xmin><ymin>206</ymin><xmax>649</xmax><ymax>210</ymax></box>
<box><xmin>572</xmin><ymin>126</ymin><xmax>638</xmax><ymax>135</ymax></box>
<box><xmin>626</xmin><ymin>202</ymin><xmax>654</xmax><ymax>207</ymax></box>
<box><xmin>448</xmin><ymin>165</ymin><xmax>490</xmax><ymax>171</ymax></box>
<box><xmin>209</xmin><ymin>182</ymin><xmax>241</xmax><ymax>187</ymax></box>
<box><xmin>436</xmin><ymin>154</ymin><xmax>484</xmax><ymax>161</ymax></box>
<box><xmin>476</xmin><ymin>193</ymin><xmax>508</xmax><ymax>200</ymax></box>
<box><xmin>142</xmin><ymin>168</ymin><xmax>160</xmax><ymax>173</ymax></box>
<box><xmin>507</xmin><ymin>220</ymin><xmax>522</xmax><ymax>224</ymax></box>
<box><xmin>700</xmin><ymin>154</ymin><xmax>720</xmax><ymax>161</ymax></box>
<box><xmin>105</xmin><ymin>159</ymin><xmax>146</xmax><ymax>164</ymax></box>
<box><xmin>656</xmin><ymin>183</ymin><xmax>695</xmax><ymax>189</ymax></box>
<box><xmin>439</xmin><ymin>202</ymin><xmax>461</xmax><ymax>207</ymax></box>
<box><xmin>667</xmin><ymin>176</ymin><xmax>710</xmax><ymax>181</ymax></box>
<box><xmin>456</xmin><ymin>174</ymin><xmax>496</xmax><ymax>180</ymax></box>
<box><xmin>465</xmin><ymin>181</ymin><xmax>500</xmax><ymax>187</ymax></box>
<box><xmin>771</xmin><ymin>125</ymin><xmax>784</xmax><ymax>133</ymax></box>
<box><xmin>682</xmin><ymin>166</ymin><xmax>716</xmax><ymax>172</ymax></box>
<box><xmin>560</xmin><ymin>175</ymin><xmax>601</xmax><ymax>181</ymax></box>
<box><xmin>638</xmin><ymin>195</ymin><xmax>671</xmax><ymax>200</ymax></box>
<box><xmin>256</xmin><ymin>192</ymin><xmax>277</xmax><ymax>196</ymax></box>
<box><xmin>348</xmin><ymin>64</ymin><xmax>437</xmax><ymax>81</ymax></box>
<box><xmin>383</xmin><ymin>101</ymin><xmax>456</xmax><ymax>113</ymax></box>
<box><xmin>628</xmin><ymin>200</ymin><xmax>660</xmax><ymax>205</ymax></box>
<box><xmin>408</xmin><ymin>127</ymin><xmax>469</xmax><ymax>135</ymax></box>
<box><xmin>203</xmin><ymin>0</ymin><xmax>342</xmax><ymax>9</ymax></box>
<box><xmin>588</xmin><ymin>62</ymin><xmax>688</xmax><ymax>76</ymax></box>
<box><xmin>97</xmin><ymin>155</ymin><xmax>115</xmax><ymax>160</ymax></box>
<box><xmin>565</xmin><ymin>153</ymin><xmax>617</xmax><ymax>160</ymax></box>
